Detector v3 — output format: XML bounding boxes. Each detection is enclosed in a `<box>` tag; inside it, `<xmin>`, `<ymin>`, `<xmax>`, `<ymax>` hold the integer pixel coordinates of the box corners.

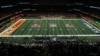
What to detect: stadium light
<box><xmin>1</xmin><ymin>5</ymin><xmax>14</xmax><ymax>8</ymax></box>
<box><xmin>23</xmin><ymin>8</ymin><xmax>31</xmax><ymax>11</ymax></box>
<box><xmin>19</xmin><ymin>11</ymin><xmax>23</xmax><ymax>13</ymax></box>
<box><xmin>19</xmin><ymin>2</ymin><xmax>30</xmax><ymax>4</ymax></box>
<box><xmin>73</xmin><ymin>9</ymin><xmax>81</xmax><ymax>11</ymax></box>
<box><xmin>89</xmin><ymin>6</ymin><xmax>100</xmax><ymax>9</ymax></box>
<box><xmin>65</xmin><ymin>4</ymin><xmax>72</xmax><ymax>6</ymax></box>
<box><xmin>32</xmin><ymin>4</ymin><xmax>38</xmax><ymax>5</ymax></box>
<box><xmin>32</xmin><ymin>9</ymin><xmax>36</xmax><ymax>11</ymax></box>
<box><xmin>74</xmin><ymin>3</ymin><xmax>84</xmax><ymax>5</ymax></box>
<box><xmin>15</xmin><ymin>12</ymin><xmax>18</xmax><ymax>14</ymax></box>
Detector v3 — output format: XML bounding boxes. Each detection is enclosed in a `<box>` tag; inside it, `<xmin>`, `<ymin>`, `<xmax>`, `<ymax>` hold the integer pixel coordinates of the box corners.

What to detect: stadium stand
<box><xmin>0</xmin><ymin>41</ymin><xmax>100</xmax><ymax>56</ymax></box>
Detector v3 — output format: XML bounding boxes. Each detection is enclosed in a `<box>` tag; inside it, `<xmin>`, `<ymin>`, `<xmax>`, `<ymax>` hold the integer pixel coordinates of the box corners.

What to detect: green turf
<box><xmin>11</xmin><ymin>19</ymin><xmax>95</xmax><ymax>35</ymax></box>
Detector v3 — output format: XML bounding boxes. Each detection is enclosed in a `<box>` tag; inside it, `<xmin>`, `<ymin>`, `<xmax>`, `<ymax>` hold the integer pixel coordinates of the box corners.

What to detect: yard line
<box><xmin>49</xmin><ymin>20</ymin><xmax>53</xmax><ymax>35</ymax></box>
<box><xmin>27</xmin><ymin>20</ymin><xmax>34</xmax><ymax>35</ymax></box>
<box><xmin>22</xmin><ymin>20</ymin><xmax>32</xmax><ymax>35</ymax></box>
<box><xmin>35</xmin><ymin>20</ymin><xmax>41</xmax><ymax>35</ymax></box>
<box><xmin>21</xmin><ymin>29</ymin><xmax>24</xmax><ymax>30</ymax></box>
<box><xmin>14</xmin><ymin>20</ymin><xmax>30</xmax><ymax>35</ymax></box>
<box><xmin>50</xmin><ymin>20</ymin><xmax>54</xmax><ymax>35</ymax></box>
<box><xmin>82</xmin><ymin>22</ymin><xmax>95</xmax><ymax>34</ymax></box>
<box><xmin>11</xmin><ymin>20</ymin><xmax>27</xmax><ymax>35</ymax></box>
<box><xmin>44</xmin><ymin>18</ymin><xmax>47</xmax><ymax>35</ymax></box>
<box><xmin>78</xmin><ymin>20</ymin><xmax>91</xmax><ymax>34</ymax></box>
<box><xmin>69</xmin><ymin>21</ymin><xmax>75</xmax><ymax>34</ymax></box>
<box><xmin>68</xmin><ymin>20</ymin><xmax>76</xmax><ymax>35</ymax></box>
<box><xmin>71</xmin><ymin>20</ymin><xmax>80</xmax><ymax>34</ymax></box>
<box><xmin>54</xmin><ymin>19</ymin><xmax>57</xmax><ymax>35</ymax></box>
<box><xmin>34</xmin><ymin>20</ymin><xmax>38</xmax><ymax>35</ymax></box>
<box><xmin>75</xmin><ymin>20</ymin><xmax>87</xmax><ymax>34</ymax></box>
<box><xmin>31</xmin><ymin>20</ymin><xmax>37</xmax><ymax>35</ymax></box>
<box><xmin>22</xmin><ymin>20</ymin><xmax>33</xmax><ymax>35</ymax></box>
<box><xmin>47</xmin><ymin>20</ymin><xmax>49</xmax><ymax>35</ymax></box>
<box><xmin>36</xmin><ymin>20</ymin><xmax>42</xmax><ymax>35</ymax></box>
<box><xmin>54</xmin><ymin>20</ymin><xmax>56</xmax><ymax>35</ymax></box>
<box><xmin>41</xmin><ymin>20</ymin><xmax>46</xmax><ymax>35</ymax></box>
<box><xmin>48</xmin><ymin>20</ymin><xmax>51</xmax><ymax>35</ymax></box>
<box><xmin>29</xmin><ymin>29</ymin><xmax>32</xmax><ymax>30</ymax></box>
<box><xmin>28</xmin><ymin>20</ymin><xmax>35</xmax><ymax>35</ymax></box>
<box><xmin>73</xmin><ymin>21</ymin><xmax>82</xmax><ymax>34</ymax></box>
<box><xmin>47</xmin><ymin>18</ymin><xmax>49</xmax><ymax>35</ymax></box>
<box><xmin>63</xmin><ymin>20</ymin><xmax>71</xmax><ymax>34</ymax></box>
<box><xmin>44</xmin><ymin>20</ymin><xmax>48</xmax><ymax>36</ymax></box>
<box><xmin>52</xmin><ymin>20</ymin><xmax>55</xmax><ymax>35</ymax></box>
<box><xmin>77</xmin><ymin>20</ymin><xmax>92</xmax><ymax>34</ymax></box>
<box><xmin>39</xmin><ymin>19</ymin><xmax>44</xmax><ymax>35</ymax></box>
<box><xmin>56</xmin><ymin>20</ymin><xmax>59</xmax><ymax>35</ymax></box>
<box><xmin>61</xmin><ymin>20</ymin><xmax>66</xmax><ymax>35</ymax></box>
<box><xmin>58</xmin><ymin>20</ymin><xmax>63</xmax><ymax>35</ymax></box>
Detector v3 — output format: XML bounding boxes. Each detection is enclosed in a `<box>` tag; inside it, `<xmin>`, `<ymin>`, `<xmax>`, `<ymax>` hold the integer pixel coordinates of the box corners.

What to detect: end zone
<box><xmin>0</xmin><ymin>19</ymin><xmax>26</xmax><ymax>37</ymax></box>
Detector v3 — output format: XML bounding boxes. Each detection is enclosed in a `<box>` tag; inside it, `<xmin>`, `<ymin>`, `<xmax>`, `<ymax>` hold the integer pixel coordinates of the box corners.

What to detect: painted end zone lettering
<box><xmin>0</xmin><ymin>19</ymin><xmax>25</xmax><ymax>37</ymax></box>
<box><xmin>12</xmin><ymin>20</ymin><xmax>24</xmax><ymax>28</ymax></box>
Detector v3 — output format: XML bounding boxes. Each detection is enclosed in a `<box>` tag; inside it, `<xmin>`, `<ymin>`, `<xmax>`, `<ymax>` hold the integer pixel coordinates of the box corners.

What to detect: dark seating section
<box><xmin>0</xmin><ymin>41</ymin><xmax>100</xmax><ymax>56</ymax></box>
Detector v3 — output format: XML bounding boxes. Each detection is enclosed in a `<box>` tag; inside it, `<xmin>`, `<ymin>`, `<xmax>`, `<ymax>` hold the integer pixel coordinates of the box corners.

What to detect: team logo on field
<box><xmin>65</xmin><ymin>24</ymin><xmax>74</xmax><ymax>28</ymax></box>
<box><xmin>32</xmin><ymin>24</ymin><xmax>40</xmax><ymax>27</ymax></box>
<box><xmin>50</xmin><ymin>24</ymin><xmax>57</xmax><ymax>28</ymax></box>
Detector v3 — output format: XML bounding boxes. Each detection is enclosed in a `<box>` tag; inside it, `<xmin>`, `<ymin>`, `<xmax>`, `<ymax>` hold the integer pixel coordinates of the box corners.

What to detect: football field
<box><xmin>11</xmin><ymin>19</ymin><xmax>95</xmax><ymax>36</ymax></box>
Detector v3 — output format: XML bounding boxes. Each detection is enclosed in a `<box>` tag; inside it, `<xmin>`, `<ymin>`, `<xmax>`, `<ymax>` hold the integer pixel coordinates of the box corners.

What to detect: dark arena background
<box><xmin>0</xmin><ymin>0</ymin><xmax>100</xmax><ymax>56</ymax></box>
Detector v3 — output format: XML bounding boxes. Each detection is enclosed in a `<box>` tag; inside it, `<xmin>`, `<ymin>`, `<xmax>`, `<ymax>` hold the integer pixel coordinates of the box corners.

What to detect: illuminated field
<box><xmin>12</xmin><ymin>19</ymin><xmax>95</xmax><ymax>35</ymax></box>
<box><xmin>1</xmin><ymin>19</ymin><xmax>100</xmax><ymax>37</ymax></box>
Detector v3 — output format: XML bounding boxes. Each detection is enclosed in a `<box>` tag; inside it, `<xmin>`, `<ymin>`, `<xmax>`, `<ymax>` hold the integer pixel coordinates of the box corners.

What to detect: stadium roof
<box><xmin>0</xmin><ymin>0</ymin><xmax>99</xmax><ymax>6</ymax></box>
<box><xmin>0</xmin><ymin>0</ymin><xmax>99</xmax><ymax>14</ymax></box>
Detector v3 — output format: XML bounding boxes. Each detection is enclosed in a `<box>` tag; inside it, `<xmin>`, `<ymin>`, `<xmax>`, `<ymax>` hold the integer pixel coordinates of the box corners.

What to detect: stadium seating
<box><xmin>0</xmin><ymin>41</ymin><xmax>100</xmax><ymax>56</ymax></box>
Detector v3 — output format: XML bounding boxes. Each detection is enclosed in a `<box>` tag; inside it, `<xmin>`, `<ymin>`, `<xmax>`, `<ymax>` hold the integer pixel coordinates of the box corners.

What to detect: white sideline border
<box><xmin>25</xmin><ymin>19</ymin><xmax>82</xmax><ymax>20</ymax></box>
<box><xmin>0</xmin><ymin>35</ymin><xmax>100</xmax><ymax>37</ymax></box>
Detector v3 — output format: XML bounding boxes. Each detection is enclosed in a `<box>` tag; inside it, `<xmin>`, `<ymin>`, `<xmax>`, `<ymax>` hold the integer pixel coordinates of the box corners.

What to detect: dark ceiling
<box><xmin>0</xmin><ymin>0</ymin><xmax>99</xmax><ymax>14</ymax></box>
<box><xmin>0</xmin><ymin>0</ymin><xmax>100</xmax><ymax>6</ymax></box>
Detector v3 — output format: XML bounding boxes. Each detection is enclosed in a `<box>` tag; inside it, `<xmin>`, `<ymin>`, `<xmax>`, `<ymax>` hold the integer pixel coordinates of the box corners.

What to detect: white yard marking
<box><xmin>32</xmin><ymin>23</ymin><xmax>41</xmax><ymax>28</ymax></box>
<box><xmin>21</xmin><ymin>29</ymin><xmax>24</xmax><ymax>30</ymax></box>
<box><xmin>37</xmin><ymin>29</ymin><xmax>40</xmax><ymax>30</ymax></box>
<box><xmin>75</xmin><ymin>29</ymin><xmax>77</xmax><ymax>30</ymax></box>
<box><xmin>44</xmin><ymin>29</ymin><xmax>47</xmax><ymax>30</ymax></box>
<box><xmin>52</xmin><ymin>29</ymin><xmax>55</xmax><ymax>30</ymax></box>
<box><xmin>82</xmin><ymin>29</ymin><xmax>85</xmax><ymax>30</ymax></box>
<box><xmin>60</xmin><ymin>29</ymin><xmax>63</xmax><ymax>30</ymax></box>
<box><xmin>29</xmin><ymin>29</ymin><xmax>32</xmax><ymax>30</ymax></box>
<box><xmin>67</xmin><ymin>29</ymin><xmax>70</xmax><ymax>30</ymax></box>
<box><xmin>27</xmin><ymin>19</ymin><xmax>82</xmax><ymax>20</ymax></box>
<box><xmin>50</xmin><ymin>24</ymin><xmax>57</xmax><ymax>28</ymax></box>
<box><xmin>1</xmin><ymin>34</ymin><xmax>100</xmax><ymax>37</ymax></box>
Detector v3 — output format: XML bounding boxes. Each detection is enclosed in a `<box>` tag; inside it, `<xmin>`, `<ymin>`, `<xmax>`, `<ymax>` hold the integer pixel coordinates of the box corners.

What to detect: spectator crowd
<box><xmin>0</xmin><ymin>41</ymin><xmax>100</xmax><ymax>56</ymax></box>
